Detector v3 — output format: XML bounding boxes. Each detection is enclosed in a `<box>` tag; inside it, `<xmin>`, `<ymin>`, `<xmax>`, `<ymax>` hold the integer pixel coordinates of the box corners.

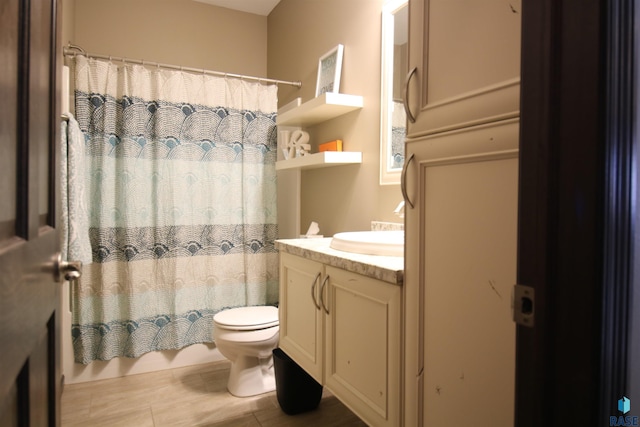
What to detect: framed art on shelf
<box><xmin>315</xmin><ymin>44</ymin><xmax>344</xmax><ymax>97</ymax></box>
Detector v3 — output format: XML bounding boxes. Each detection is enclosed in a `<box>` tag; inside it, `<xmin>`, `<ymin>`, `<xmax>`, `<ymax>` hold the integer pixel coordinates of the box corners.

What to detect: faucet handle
<box><xmin>394</xmin><ymin>201</ymin><xmax>405</xmax><ymax>218</ymax></box>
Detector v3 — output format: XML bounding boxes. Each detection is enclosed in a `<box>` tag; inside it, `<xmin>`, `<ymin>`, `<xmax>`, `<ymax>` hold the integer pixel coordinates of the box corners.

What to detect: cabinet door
<box><xmin>406</xmin><ymin>0</ymin><xmax>521</xmax><ymax>138</ymax></box>
<box><xmin>278</xmin><ymin>253</ymin><xmax>324</xmax><ymax>382</ymax></box>
<box><xmin>324</xmin><ymin>266</ymin><xmax>402</xmax><ymax>427</ymax></box>
<box><xmin>404</xmin><ymin>119</ymin><xmax>518</xmax><ymax>426</ymax></box>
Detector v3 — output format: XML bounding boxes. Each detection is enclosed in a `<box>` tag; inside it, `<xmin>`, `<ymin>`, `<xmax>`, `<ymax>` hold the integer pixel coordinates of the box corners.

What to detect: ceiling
<box><xmin>193</xmin><ymin>0</ymin><xmax>281</xmax><ymax>16</ymax></box>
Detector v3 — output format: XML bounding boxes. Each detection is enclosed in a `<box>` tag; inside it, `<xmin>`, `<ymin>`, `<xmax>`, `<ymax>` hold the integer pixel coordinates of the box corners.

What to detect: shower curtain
<box><xmin>69</xmin><ymin>56</ymin><xmax>279</xmax><ymax>364</ymax></box>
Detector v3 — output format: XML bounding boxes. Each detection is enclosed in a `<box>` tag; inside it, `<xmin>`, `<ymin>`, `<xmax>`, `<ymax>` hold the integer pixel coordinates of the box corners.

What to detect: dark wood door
<box><xmin>516</xmin><ymin>0</ymin><xmax>634</xmax><ymax>425</ymax></box>
<box><xmin>0</xmin><ymin>0</ymin><xmax>62</xmax><ymax>425</ymax></box>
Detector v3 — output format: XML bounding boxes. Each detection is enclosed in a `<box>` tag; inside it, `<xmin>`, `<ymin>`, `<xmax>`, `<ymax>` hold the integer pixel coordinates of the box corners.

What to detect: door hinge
<box><xmin>512</xmin><ymin>284</ymin><xmax>535</xmax><ymax>327</ymax></box>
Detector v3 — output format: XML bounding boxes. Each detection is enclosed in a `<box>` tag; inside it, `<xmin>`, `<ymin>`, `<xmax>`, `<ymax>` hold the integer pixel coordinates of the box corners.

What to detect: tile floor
<box><xmin>61</xmin><ymin>360</ymin><xmax>367</xmax><ymax>426</ymax></box>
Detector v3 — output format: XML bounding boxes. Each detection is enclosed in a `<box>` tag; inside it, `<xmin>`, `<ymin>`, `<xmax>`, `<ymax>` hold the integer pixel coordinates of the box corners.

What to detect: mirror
<box><xmin>380</xmin><ymin>0</ymin><xmax>408</xmax><ymax>185</ymax></box>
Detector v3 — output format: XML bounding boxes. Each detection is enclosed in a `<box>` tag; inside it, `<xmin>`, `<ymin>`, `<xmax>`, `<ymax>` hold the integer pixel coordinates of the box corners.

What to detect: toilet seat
<box><xmin>213</xmin><ymin>306</ymin><xmax>279</xmax><ymax>331</ymax></box>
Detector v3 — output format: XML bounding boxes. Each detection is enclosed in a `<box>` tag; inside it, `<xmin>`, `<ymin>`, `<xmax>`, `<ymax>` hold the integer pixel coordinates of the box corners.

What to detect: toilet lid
<box><xmin>213</xmin><ymin>306</ymin><xmax>279</xmax><ymax>331</ymax></box>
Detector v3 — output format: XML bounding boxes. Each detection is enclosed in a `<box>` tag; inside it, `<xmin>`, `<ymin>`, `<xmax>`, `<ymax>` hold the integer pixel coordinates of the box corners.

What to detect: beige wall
<box><xmin>64</xmin><ymin>0</ymin><xmax>267</xmax><ymax>76</ymax></box>
<box><xmin>61</xmin><ymin>0</ymin><xmax>75</xmax><ymax>52</ymax></box>
<box><xmin>268</xmin><ymin>0</ymin><xmax>403</xmax><ymax>236</ymax></box>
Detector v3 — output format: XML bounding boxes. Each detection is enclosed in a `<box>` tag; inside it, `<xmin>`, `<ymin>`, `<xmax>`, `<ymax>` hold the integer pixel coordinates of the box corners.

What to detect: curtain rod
<box><xmin>62</xmin><ymin>43</ymin><xmax>302</xmax><ymax>88</ymax></box>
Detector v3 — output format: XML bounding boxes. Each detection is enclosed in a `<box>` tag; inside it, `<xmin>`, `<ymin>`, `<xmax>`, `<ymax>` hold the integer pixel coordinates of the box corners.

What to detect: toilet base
<box><xmin>227</xmin><ymin>353</ymin><xmax>276</xmax><ymax>397</ymax></box>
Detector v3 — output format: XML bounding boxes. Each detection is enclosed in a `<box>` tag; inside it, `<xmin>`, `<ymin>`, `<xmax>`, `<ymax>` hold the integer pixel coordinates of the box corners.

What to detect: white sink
<box><xmin>330</xmin><ymin>230</ymin><xmax>404</xmax><ymax>257</ymax></box>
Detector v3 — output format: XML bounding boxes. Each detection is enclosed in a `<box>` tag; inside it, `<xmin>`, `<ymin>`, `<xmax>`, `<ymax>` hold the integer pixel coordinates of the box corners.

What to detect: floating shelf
<box><xmin>276</xmin><ymin>151</ymin><xmax>362</xmax><ymax>171</ymax></box>
<box><xmin>277</xmin><ymin>93</ymin><xmax>364</xmax><ymax>127</ymax></box>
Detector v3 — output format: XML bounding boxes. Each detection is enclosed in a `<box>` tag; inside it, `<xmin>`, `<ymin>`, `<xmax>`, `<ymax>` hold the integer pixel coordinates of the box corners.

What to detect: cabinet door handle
<box><xmin>403</xmin><ymin>66</ymin><xmax>418</xmax><ymax>123</ymax></box>
<box><xmin>319</xmin><ymin>275</ymin><xmax>330</xmax><ymax>314</ymax></box>
<box><xmin>310</xmin><ymin>272</ymin><xmax>321</xmax><ymax>310</ymax></box>
<box><xmin>401</xmin><ymin>152</ymin><xmax>415</xmax><ymax>209</ymax></box>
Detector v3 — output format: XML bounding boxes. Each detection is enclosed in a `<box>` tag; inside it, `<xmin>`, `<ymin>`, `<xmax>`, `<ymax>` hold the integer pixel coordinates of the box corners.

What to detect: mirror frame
<box><xmin>379</xmin><ymin>0</ymin><xmax>408</xmax><ymax>185</ymax></box>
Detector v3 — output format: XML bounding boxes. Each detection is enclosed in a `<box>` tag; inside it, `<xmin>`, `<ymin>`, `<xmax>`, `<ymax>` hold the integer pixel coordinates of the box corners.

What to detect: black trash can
<box><xmin>272</xmin><ymin>348</ymin><xmax>323</xmax><ymax>415</ymax></box>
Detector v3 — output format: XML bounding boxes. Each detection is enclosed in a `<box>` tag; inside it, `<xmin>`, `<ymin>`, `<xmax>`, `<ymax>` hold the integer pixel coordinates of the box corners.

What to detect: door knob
<box><xmin>54</xmin><ymin>253</ymin><xmax>83</xmax><ymax>286</ymax></box>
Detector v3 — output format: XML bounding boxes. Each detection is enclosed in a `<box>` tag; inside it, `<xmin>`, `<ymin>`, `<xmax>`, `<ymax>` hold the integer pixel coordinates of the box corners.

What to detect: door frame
<box><xmin>516</xmin><ymin>0</ymin><xmax>635</xmax><ymax>425</ymax></box>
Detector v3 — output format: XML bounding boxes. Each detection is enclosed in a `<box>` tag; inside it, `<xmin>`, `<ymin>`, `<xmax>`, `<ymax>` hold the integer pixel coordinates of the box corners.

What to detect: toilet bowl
<box><xmin>213</xmin><ymin>305</ymin><xmax>279</xmax><ymax>397</ymax></box>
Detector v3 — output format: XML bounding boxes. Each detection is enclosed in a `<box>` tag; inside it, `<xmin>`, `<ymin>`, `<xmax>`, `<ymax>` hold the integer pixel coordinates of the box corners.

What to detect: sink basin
<box><xmin>330</xmin><ymin>230</ymin><xmax>404</xmax><ymax>257</ymax></box>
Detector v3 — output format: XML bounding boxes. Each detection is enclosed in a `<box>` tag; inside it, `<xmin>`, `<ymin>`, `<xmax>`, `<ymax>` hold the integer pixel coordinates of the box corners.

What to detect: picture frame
<box><xmin>315</xmin><ymin>44</ymin><xmax>344</xmax><ymax>97</ymax></box>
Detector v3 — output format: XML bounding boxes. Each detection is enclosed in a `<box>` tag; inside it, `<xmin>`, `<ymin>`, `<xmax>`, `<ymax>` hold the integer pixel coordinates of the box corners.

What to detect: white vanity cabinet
<box><xmin>405</xmin><ymin>0</ymin><xmax>520</xmax><ymax>138</ymax></box>
<box><xmin>278</xmin><ymin>251</ymin><xmax>402</xmax><ymax>427</ymax></box>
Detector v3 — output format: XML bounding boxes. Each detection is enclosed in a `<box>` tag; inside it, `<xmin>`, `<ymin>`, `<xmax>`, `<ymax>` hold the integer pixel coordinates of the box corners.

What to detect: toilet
<box><xmin>212</xmin><ymin>305</ymin><xmax>280</xmax><ymax>397</ymax></box>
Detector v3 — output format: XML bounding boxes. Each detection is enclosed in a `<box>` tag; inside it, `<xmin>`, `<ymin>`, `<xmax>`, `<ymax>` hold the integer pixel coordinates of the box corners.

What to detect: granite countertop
<box><xmin>275</xmin><ymin>238</ymin><xmax>404</xmax><ymax>286</ymax></box>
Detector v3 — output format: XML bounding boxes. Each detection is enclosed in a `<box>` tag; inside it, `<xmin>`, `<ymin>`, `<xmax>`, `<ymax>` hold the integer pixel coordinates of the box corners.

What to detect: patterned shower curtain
<box><xmin>70</xmin><ymin>56</ymin><xmax>279</xmax><ymax>364</ymax></box>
